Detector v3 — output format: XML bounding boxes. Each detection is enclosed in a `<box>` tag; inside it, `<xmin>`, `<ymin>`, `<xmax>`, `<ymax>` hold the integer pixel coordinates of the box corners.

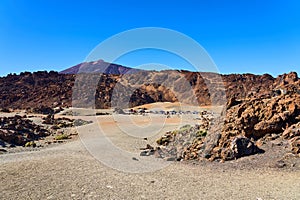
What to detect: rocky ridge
<box><xmin>0</xmin><ymin>69</ymin><xmax>291</xmax><ymax>110</ymax></box>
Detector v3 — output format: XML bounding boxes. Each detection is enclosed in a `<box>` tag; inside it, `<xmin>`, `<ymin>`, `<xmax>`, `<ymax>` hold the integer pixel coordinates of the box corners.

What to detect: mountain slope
<box><xmin>60</xmin><ymin>59</ymin><xmax>142</xmax><ymax>75</ymax></box>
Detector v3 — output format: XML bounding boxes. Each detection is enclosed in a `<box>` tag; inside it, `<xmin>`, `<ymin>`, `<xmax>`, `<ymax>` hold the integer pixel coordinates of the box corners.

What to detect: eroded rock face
<box><xmin>223</xmin><ymin>93</ymin><xmax>300</xmax><ymax>140</ymax></box>
<box><xmin>217</xmin><ymin>76</ymin><xmax>300</xmax><ymax>160</ymax></box>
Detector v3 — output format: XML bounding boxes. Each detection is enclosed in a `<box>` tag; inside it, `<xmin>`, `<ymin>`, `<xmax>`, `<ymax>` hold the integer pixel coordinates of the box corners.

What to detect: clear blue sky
<box><xmin>0</xmin><ymin>0</ymin><xmax>300</xmax><ymax>77</ymax></box>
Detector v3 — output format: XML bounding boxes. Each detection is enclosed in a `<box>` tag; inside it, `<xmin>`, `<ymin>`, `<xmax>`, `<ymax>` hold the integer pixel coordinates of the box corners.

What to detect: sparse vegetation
<box><xmin>24</xmin><ymin>141</ymin><xmax>36</xmax><ymax>147</ymax></box>
<box><xmin>196</xmin><ymin>129</ymin><xmax>207</xmax><ymax>138</ymax></box>
<box><xmin>55</xmin><ymin>134</ymin><xmax>70</xmax><ymax>140</ymax></box>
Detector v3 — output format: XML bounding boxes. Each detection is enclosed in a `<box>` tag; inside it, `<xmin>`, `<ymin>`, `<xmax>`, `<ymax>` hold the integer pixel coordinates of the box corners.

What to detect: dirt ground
<box><xmin>0</xmin><ymin>108</ymin><xmax>300</xmax><ymax>199</ymax></box>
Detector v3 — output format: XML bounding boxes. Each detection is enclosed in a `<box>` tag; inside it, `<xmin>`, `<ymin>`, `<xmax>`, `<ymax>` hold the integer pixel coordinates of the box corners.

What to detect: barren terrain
<box><xmin>1</xmin><ymin>107</ymin><xmax>300</xmax><ymax>199</ymax></box>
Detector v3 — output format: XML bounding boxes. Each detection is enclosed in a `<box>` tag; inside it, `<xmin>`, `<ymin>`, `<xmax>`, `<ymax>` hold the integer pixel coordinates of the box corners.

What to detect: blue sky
<box><xmin>0</xmin><ymin>0</ymin><xmax>300</xmax><ymax>76</ymax></box>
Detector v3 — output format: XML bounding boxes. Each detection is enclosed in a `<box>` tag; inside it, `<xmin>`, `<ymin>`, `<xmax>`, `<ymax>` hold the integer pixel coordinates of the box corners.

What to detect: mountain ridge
<box><xmin>0</xmin><ymin>65</ymin><xmax>298</xmax><ymax>109</ymax></box>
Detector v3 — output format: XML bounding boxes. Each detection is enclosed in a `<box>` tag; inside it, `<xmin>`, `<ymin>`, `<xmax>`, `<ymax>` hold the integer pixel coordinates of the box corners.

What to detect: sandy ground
<box><xmin>1</xmin><ymin>108</ymin><xmax>300</xmax><ymax>199</ymax></box>
<box><xmin>133</xmin><ymin>102</ymin><xmax>224</xmax><ymax>113</ymax></box>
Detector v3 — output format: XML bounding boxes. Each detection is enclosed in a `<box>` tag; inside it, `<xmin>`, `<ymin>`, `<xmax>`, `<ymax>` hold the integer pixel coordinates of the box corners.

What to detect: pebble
<box><xmin>132</xmin><ymin>157</ymin><xmax>139</xmax><ymax>161</ymax></box>
<box><xmin>106</xmin><ymin>185</ymin><xmax>113</xmax><ymax>189</ymax></box>
<box><xmin>47</xmin><ymin>195</ymin><xmax>54</xmax><ymax>199</ymax></box>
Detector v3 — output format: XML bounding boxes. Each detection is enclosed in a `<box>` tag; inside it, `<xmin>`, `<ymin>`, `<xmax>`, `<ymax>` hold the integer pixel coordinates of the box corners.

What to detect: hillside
<box><xmin>0</xmin><ymin>68</ymin><xmax>298</xmax><ymax>110</ymax></box>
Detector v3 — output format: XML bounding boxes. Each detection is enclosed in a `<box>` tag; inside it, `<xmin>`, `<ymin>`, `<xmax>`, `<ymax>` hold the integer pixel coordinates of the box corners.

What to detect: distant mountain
<box><xmin>60</xmin><ymin>59</ymin><xmax>142</xmax><ymax>75</ymax></box>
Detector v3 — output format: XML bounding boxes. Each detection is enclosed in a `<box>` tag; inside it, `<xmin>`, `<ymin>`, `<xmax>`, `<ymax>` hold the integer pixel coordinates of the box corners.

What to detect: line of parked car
<box><xmin>126</xmin><ymin>108</ymin><xmax>213</xmax><ymax>115</ymax></box>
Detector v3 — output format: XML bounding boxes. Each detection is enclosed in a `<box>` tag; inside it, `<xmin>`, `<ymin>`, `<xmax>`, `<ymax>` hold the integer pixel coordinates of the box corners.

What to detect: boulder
<box><xmin>290</xmin><ymin>136</ymin><xmax>300</xmax><ymax>155</ymax></box>
<box><xmin>282</xmin><ymin>122</ymin><xmax>300</xmax><ymax>139</ymax></box>
<box><xmin>230</xmin><ymin>137</ymin><xmax>261</xmax><ymax>159</ymax></box>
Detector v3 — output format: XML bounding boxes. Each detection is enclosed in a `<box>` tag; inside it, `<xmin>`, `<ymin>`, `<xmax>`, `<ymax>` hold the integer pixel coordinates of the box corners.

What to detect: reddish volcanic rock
<box><xmin>0</xmin><ymin>115</ymin><xmax>49</xmax><ymax>146</ymax></box>
<box><xmin>152</xmin><ymin>72</ymin><xmax>300</xmax><ymax>161</ymax></box>
<box><xmin>0</xmin><ymin>64</ymin><xmax>299</xmax><ymax>111</ymax></box>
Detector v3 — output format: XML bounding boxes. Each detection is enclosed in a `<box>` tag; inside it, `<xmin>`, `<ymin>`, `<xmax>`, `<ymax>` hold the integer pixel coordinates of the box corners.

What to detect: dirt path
<box><xmin>1</xmin><ymin>116</ymin><xmax>300</xmax><ymax>199</ymax></box>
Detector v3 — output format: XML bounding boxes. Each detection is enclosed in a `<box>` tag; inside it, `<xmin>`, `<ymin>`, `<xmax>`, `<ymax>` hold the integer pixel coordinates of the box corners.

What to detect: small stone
<box><xmin>166</xmin><ymin>157</ymin><xmax>176</xmax><ymax>161</ymax></box>
<box><xmin>275</xmin><ymin>160</ymin><xmax>286</xmax><ymax>168</ymax></box>
<box><xmin>291</xmin><ymin>163</ymin><xmax>296</xmax><ymax>167</ymax></box>
<box><xmin>0</xmin><ymin>148</ymin><xmax>7</xmax><ymax>152</ymax></box>
<box><xmin>271</xmin><ymin>140</ymin><xmax>283</xmax><ymax>146</ymax></box>
<box><xmin>132</xmin><ymin>157</ymin><xmax>139</xmax><ymax>161</ymax></box>
<box><xmin>47</xmin><ymin>195</ymin><xmax>54</xmax><ymax>200</ymax></box>
<box><xmin>140</xmin><ymin>151</ymin><xmax>148</xmax><ymax>156</ymax></box>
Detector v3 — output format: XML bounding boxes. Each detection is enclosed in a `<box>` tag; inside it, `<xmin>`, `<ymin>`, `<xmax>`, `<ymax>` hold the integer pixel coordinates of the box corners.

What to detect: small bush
<box><xmin>55</xmin><ymin>134</ymin><xmax>69</xmax><ymax>140</ymax></box>
<box><xmin>196</xmin><ymin>130</ymin><xmax>207</xmax><ymax>138</ymax></box>
<box><xmin>180</xmin><ymin>124</ymin><xmax>191</xmax><ymax>130</ymax></box>
<box><xmin>25</xmin><ymin>141</ymin><xmax>36</xmax><ymax>147</ymax></box>
<box><xmin>171</xmin><ymin>130</ymin><xmax>178</xmax><ymax>135</ymax></box>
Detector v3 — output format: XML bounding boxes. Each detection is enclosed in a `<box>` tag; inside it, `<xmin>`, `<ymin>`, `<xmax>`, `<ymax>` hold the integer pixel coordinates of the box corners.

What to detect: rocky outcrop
<box><xmin>282</xmin><ymin>122</ymin><xmax>300</xmax><ymax>154</ymax></box>
<box><xmin>0</xmin><ymin>115</ymin><xmax>49</xmax><ymax>146</ymax></box>
<box><xmin>0</xmin><ymin>114</ymin><xmax>92</xmax><ymax>147</ymax></box>
<box><xmin>222</xmin><ymin>93</ymin><xmax>300</xmax><ymax>140</ymax></box>
<box><xmin>42</xmin><ymin>115</ymin><xmax>92</xmax><ymax>129</ymax></box>
<box><xmin>0</xmin><ymin>71</ymin><xmax>74</xmax><ymax>109</ymax></box>
<box><xmin>152</xmin><ymin>74</ymin><xmax>300</xmax><ymax>161</ymax></box>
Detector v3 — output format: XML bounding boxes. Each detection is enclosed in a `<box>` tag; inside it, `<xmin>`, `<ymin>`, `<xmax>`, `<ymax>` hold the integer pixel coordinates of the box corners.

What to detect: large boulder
<box><xmin>282</xmin><ymin>122</ymin><xmax>300</xmax><ymax>139</ymax></box>
<box><xmin>223</xmin><ymin>93</ymin><xmax>300</xmax><ymax>139</ymax></box>
<box><xmin>282</xmin><ymin>122</ymin><xmax>300</xmax><ymax>155</ymax></box>
<box><xmin>230</xmin><ymin>137</ymin><xmax>261</xmax><ymax>158</ymax></box>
